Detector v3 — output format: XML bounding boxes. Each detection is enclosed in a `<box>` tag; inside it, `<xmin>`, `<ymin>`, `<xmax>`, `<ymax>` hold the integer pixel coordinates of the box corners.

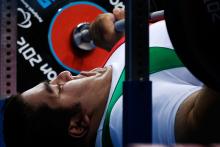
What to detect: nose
<box><xmin>58</xmin><ymin>71</ymin><xmax>73</xmax><ymax>82</ymax></box>
<box><xmin>50</xmin><ymin>71</ymin><xmax>72</xmax><ymax>84</ymax></box>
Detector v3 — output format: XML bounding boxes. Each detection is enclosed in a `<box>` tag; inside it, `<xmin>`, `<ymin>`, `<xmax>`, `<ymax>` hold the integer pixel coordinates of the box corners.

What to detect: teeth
<box><xmin>94</xmin><ymin>67</ymin><xmax>107</xmax><ymax>73</ymax></box>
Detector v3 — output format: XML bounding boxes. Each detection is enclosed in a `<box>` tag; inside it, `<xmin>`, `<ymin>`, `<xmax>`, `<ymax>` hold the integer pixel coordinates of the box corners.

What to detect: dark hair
<box><xmin>3</xmin><ymin>95</ymin><xmax>87</xmax><ymax>147</ymax></box>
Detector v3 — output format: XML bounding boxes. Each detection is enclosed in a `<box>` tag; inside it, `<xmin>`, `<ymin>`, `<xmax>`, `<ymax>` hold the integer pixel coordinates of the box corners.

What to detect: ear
<box><xmin>68</xmin><ymin>114</ymin><xmax>90</xmax><ymax>138</ymax></box>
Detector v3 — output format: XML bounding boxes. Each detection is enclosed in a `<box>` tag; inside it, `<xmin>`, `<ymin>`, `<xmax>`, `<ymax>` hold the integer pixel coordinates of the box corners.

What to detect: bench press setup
<box><xmin>0</xmin><ymin>0</ymin><xmax>220</xmax><ymax>146</ymax></box>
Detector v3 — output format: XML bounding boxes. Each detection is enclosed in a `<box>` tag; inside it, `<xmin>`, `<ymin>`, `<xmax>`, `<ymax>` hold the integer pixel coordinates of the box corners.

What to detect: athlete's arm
<box><xmin>175</xmin><ymin>86</ymin><xmax>220</xmax><ymax>143</ymax></box>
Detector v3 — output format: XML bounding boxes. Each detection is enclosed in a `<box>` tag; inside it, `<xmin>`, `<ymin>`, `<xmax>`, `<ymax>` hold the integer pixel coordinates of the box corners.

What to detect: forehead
<box><xmin>21</xmin><ymin>82</ymin><xmax>56</xmax><ymax>108</ymax></box>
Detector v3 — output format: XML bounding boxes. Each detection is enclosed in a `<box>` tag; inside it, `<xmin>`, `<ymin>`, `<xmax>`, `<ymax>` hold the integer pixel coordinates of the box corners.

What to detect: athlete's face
<box><xmin>21</xmin><ymin>66</ymin><xmax>112</xmax><ymax>114</ymax></box>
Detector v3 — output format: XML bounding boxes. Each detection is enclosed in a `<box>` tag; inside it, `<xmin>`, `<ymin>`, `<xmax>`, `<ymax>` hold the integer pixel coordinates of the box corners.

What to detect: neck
<box><xmin>85</xmin><ymin>67</ymin><xmax>113</xmax><ymax>145</ymax></box>
<box><xmin>85</xmin><ymin>95</ymin><xmax>108</xmax><ymax>146</ymax></box>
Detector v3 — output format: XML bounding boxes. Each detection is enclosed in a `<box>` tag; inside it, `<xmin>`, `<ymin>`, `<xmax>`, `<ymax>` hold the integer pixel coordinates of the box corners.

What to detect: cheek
<box><xmin>61</xmin><ymin>83</ymin><xmax>88</xmax><ymax>101</ymax></box>
<box><xmin>61</xmin><ymin>77</ymin><xmax>98</xmax><ymax>101</ymax></box>
<box><xmin>60</xmin><ymin>88</ymin><xmax>88</xmax><ymax>108</ymax></box>
<box><xmin>64</xmin><ymin>78</ymin><xmax>94</xmax><ymax>94</ymax></box>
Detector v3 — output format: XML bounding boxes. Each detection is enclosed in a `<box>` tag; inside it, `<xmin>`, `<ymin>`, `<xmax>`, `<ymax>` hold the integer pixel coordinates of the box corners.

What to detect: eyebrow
<box><xmin>43</xmin><ymin>81</ymin><xmax>54</xmax><ymax>94</ymax></box>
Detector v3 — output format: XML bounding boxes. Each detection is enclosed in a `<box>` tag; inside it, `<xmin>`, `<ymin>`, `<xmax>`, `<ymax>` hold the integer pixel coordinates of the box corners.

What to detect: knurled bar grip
<box><xmin>0</xmin><ymin>0</ymin><xmax>17</xmax><ymax>98</ymax></box>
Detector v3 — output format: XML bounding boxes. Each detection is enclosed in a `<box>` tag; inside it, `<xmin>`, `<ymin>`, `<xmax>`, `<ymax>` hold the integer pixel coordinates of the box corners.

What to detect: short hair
<box><xmin>3</xmin><ymin>94</ymin><xmax>88</xmax><ymax>147</ymax></box>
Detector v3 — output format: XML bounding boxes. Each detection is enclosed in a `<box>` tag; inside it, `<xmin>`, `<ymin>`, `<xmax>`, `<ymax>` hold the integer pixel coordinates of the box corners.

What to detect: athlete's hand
<box><xmin>89</xmin><ymin>8</ymin><xmax>125</xmax><ymax>51</ymax></box>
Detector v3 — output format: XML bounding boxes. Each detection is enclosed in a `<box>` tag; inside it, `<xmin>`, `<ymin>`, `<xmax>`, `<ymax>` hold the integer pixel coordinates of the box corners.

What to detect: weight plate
<box><xmin>165</xmin><ymin>0</ymin><xmax>220</xmax><ymax>91</ymax></box>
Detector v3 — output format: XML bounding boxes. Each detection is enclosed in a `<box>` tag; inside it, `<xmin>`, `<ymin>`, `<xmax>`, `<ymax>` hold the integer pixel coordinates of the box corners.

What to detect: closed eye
<box><xmin>57</xmin><ymin>84</ymin><xmax>63</xmax><ymax>95</ymax></box>
<box><xmin>43</xmin><ymin>81</ymin><xmax>63</xmax><ymax>97</ymax></box>
<box><xmin>43</xmin><ymin>81</ymin><xmax>54</xmax><ymax>94</ymax></box>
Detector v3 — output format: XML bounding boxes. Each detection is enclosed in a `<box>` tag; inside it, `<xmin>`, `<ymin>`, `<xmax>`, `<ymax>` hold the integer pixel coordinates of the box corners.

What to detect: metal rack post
<box><xmin>123</xmin><ymin>0</ymin><xmax>152</xmax><ymax>146</ymax></box>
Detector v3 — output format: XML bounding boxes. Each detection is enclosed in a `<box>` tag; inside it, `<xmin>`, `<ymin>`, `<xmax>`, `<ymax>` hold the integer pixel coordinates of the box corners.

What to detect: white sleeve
<box><xmin>151</xmin><ymin>71</ymin><xmax>202</xmax><ymax>144</ymax></box>
<box><xmin>109</xmin><ymin>96</ymin><xmax>123</xmax><ymax>147</ymax></box>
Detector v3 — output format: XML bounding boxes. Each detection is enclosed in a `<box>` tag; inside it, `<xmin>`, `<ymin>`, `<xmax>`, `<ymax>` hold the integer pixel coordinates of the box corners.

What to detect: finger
<box><xmin>113</xmin><ymin>8</ymin><xmax>125</xmax><ymax>20</ymax></box>
<box><xmin>89</xmin><ymin>13</ymin><xmax>115</xmax><ymax>48</ymax></box>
